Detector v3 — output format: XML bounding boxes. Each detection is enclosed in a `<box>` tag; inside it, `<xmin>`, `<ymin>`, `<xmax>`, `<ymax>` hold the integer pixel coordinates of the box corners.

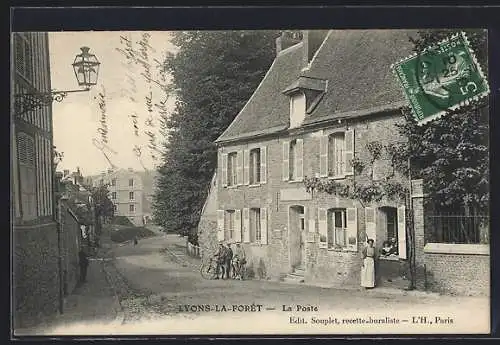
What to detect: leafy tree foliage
<box><xmin>83</xmin><ymin>183</ymin><xmax>115</xmax><ymax>238</ymax></box>
<box><xmin>153</xmin><ymin>31</ymin><xmax>278</xmax><ymax>234</ymax></box>
<box><xmin>401</xmin><ymin>29</ymin><xmax>489</xmax><ymax>213</ymax></box>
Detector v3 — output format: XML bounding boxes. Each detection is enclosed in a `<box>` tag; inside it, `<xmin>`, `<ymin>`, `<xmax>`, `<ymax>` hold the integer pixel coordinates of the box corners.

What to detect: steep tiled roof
<box><xmin>216</xmin><ymin>43</ymin><xmax>304</xmax><ymax>142</ymax></box>
<box><xmin>302</xmin><ymin>29</ymin><xmax>419</xmax><ymax>124</ymax></box>
<box><xmin>216</xmin><ymin>30</ymin><xmax>420</xmax><ymax>143</ymax></box>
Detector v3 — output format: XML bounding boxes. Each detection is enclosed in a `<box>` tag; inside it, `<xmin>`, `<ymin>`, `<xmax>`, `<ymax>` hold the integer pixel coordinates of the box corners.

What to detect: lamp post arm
<box><xmin>14</xmin><ymin>88</ymin><xmax>91</xmax><ymax>116</ymax></box>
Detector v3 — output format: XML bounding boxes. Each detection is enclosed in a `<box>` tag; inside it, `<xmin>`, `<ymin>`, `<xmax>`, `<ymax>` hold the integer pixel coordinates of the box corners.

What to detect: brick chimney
<box><xmin>302</xmin><ymin>30</ymin><xmax>329</xmax><ymax>67</ymax></box>
<box><xmin>275</xmin><ymin>30</ymin><xmax>303</xmax><ymax>55</ymax></box>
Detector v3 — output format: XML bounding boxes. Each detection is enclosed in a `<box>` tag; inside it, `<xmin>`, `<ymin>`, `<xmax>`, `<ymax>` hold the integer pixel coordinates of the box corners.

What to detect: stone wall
<box><xmin>13</xmin><ymin>222</ymin><xmax>60</xmax><ymax>328</ymax></box>
<box><xmin>424</xmin><ymin>250</ymin><xmax>490</xmax><ymax>296</ymax></box>
<box><xmin>59</xmin><ymin>201</ymin><xmax>82</xmax><ymax>297</ymax></box>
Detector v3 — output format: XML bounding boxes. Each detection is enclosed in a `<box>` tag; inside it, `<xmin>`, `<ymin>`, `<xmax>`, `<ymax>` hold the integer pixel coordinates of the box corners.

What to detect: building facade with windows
<box><xmin>200</xmin><ymin>30</ymin><xmax>489</xmax><ymax>296</ymax></box>
<box><xmin>91</xmin><ymin>168</ymin><xmax>149</xmax><ymax>226</ymax></box>
<box><xmin>11</xmin><ymin>32</ymin><xmax>61</xmax><ymax>327</ymax></box>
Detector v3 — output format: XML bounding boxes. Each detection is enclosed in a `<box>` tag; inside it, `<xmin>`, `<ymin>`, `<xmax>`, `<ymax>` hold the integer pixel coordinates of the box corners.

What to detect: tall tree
<box><xmin>84</xmin><ymin>183</ymin><xmax>115</xmax><ymax>241</ymax></box>
<box><xmin>154</xmin><ymin>31</ymin><xmax>278</xmax><ymax>235</ymax></box>
<box><xmin>402</xmin><ymin>29</ymin><xmax>489</xmax><ymax>213</ymax></box>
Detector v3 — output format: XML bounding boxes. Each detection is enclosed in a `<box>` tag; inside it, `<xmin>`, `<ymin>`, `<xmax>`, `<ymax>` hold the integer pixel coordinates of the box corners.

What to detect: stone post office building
<box><xmin>198</xmin><ymin>30</ymin><xmax>490</xmax><ymax>296</ymax></box>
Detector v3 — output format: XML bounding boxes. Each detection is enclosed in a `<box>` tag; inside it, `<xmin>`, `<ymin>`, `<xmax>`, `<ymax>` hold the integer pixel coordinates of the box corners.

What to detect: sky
<box><xmin>49</xmin><ymin>31</ymin><xmax>177</xmax><ymax>177</ymax></box>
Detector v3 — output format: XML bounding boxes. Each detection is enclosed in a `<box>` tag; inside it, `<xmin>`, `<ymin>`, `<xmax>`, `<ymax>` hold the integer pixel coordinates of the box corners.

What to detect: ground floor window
<box><xmin>250</xmin><ymin>208</ymin><xmax>261</xmax><ymax>242</ymax></box>
<box><xmin>225</xmin><ymin>210</ymin><xmax>235</xmax><ymax>241</ymax></box>
<box><xmin>380</xmin><ymin>207</ymin><xmax>399</xmax><ymax>257</ymax></box>
<box><xmin>327</xmin><ymin>209</ymin><xmax>347</xmax><ymax>249</ymax></box>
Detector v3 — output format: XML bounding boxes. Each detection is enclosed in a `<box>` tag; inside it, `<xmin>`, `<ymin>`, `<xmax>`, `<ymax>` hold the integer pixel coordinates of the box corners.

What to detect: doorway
<box><xmin>289</xmin><ymin>205</ymin><xmax>305</xmax><ymax>270</ymax></box>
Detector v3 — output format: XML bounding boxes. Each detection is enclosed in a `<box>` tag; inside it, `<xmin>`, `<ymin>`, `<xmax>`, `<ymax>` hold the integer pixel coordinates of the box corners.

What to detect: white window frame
<box><xmin>225</xmin><ymin>210</ymin><xmax>236</xmax><ymax>241</ymax></box>
<box><xmin>111</xmin><ymin>178</ymin><xmax>116</xmax><ymax>186</ymax></box>
<box><xmin>328</xmin><ymin>209</ymin><xmax>347</xmax><ymax>249</ymax></box>
<box><xmin>129</xmin><ymin>191</ymin><xmax>134</xmax><ymax>200</ymax></box>
<box><xmin>129</xmin><ymin>178</ymin><xmax>134</xmax><ymax>187</ymax></box>
<box><xmin>227</xmin><ymin>152</ymin><xmax>238</xmax><ymax>187</ymax></box>
<box><xmin>284</xmin><ymin>139</ymin><xmax>303</xmax><ymax>182</ymax></box>
<box><xmin>289</xmin><ymin>92</ymin><xmax>306</xmax><ymax>129</ymax></box>
<box><xmin>328</xmin><ymin>132</ymin><xmax>345</xmax><ymax>178</ymax></box>
<box><xmin>250</xmin><ymin>207</ymin><xmax>262</xmax><ymax>243</ymax></box>
<box><xmin>129</xmin><ymin>204</ymin><xmax>135</xmax><ymax>213</ymax></box>
<box><xmin>249</xmin><ymin>148</ymin><xmax>261</xmax><ymax>185</ymax></box>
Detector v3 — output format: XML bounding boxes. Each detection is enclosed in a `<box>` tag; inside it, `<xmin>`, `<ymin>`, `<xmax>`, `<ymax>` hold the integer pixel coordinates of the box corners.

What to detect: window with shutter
<box><xmin>225</xmin><ymin>210</ymin><xmax>236</xmax><ymax>240</ymax></box>
<box><xmin>365</xmin><ymin>207</ymin><xmax>377</xmax><ymax>242</ymax></box>
<box><xmin>295</xmin><ymin>139</ymin><xmax>304</xmax><ymax>181</ymax></box>
<box><xmin>318</xmin><ymin>208</ymin><xmax>328</xmax><ymax>248</ymax></box>
<box><xmin>17</xmin><ymin>132</ymin><xmax>37</xmax><ymax>220</ymax></box>
<box><xmin>250</xmin><ymin>208</ymin><xmax>261</xmax><ymax>242</ymax></box>
<box><xmin>14</xmin><ymin>34</ymin><xmax>33</xmax><ymax>82</ymax></box>
<box><xmin>221</xmin><ymin>153</ymin><xmax>228</xmax><ymax>187</ymax></box>
<box><xmin>379</xmin><ymin>206</ymin><xmax>404</xmax><ymax>259</ymax></box>
<box><xmin>344</xmin><ymin>129</ymin><xmax>355</xmax><ymax>176</ymax></box>
<box><xmin>217</xmin><ymin>210</ymin><xmax>225</xmax><ymax>241</ymax></box>
<box><xmin>289</xmin><ymin>140</ymin><xmax>296</xmax><ymax>180</ymax></box>
<box><xmin>236</xmin><ymin>150</ymin><xmax>243</xmax><ymax>185</ymax></box>
<box><xmin>249</xmin><ymin>148</ymin><xmax>261</xmax><ymax>185</ymax></box>
<box><xmin>242</xmin><ymin>208</ymin><xmax>250</xmax><ymax>243</ymax></box>
<box><xmin>319</xmin><ymin>135</ymin><xmax>328</xmax><ymax>177</ymax></box>
<box><xmin>346</xmin><ymin>207</ymin><xmax>358</xmax><ymax>251</ymax></box>
<box><xmin>397</xmin><ymin>206</ymin><xmax>407</xmax><ymax>259</ymax></box>
<box><xmin>260</xmin><ymin>207</ymin><xmax>268</xmax><ymax>245</ymax></box>
<box><xmin>260</xmin><ymin>146</ymin><xmax>267</xmax><ymax>184</ymax></box>
<box><xmin>326</xmin><ymin>208</ymin><xmax>349</xmax><ymax>249</ymax></box>
<box><xmin>234</xmin><ymin>209</ymin><xmax>242</xmax><ymax>242</ymax></box>
<box><xmin>227</xmin><ymin>152</ymin><xmax>238</xmax><ymax>186</ymax></box>
<box><xmin>282</xmin><ymin>141</ymin><xmax>290</xmax><ymax>181</ymax></box>
<box><xmin>243</xmin><ymin>150</ymin><xmax>250</xmax><ymax>185</ymax></box>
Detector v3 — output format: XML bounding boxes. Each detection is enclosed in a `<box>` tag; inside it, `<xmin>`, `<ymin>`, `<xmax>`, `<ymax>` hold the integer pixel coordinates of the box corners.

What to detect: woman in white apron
<box><xmin>361</xmin><ymin>239</ymin><xmax>376</xmax><ymax>289</ymax></box>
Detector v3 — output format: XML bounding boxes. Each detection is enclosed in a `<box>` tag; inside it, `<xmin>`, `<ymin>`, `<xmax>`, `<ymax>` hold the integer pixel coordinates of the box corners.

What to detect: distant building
<box><xmin>89</xmin><ymin>168</ymin><xmax>157</xmax><ymax>226</ymax></box>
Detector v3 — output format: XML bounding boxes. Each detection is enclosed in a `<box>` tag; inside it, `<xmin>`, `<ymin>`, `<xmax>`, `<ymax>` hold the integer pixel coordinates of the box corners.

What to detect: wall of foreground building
<box><xmin>13</xmin><ymin>223</ymin><xmax>60</xmax><ymax>328</ymax></box>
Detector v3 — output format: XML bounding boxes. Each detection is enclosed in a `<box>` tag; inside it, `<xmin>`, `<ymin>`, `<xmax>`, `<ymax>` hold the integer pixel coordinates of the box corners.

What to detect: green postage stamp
<box><xmin>391</xmin><ymin>31</ymin><xmax>490</xmax><ymax>125</ymax></box>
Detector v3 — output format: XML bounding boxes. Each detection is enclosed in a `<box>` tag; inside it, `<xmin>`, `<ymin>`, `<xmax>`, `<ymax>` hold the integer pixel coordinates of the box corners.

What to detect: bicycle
<box><xmin>231</xmin><ymin>257</ymin><xmax>247</xmax><ymax>280</ymax></box>
<box><xmin>200</xmin><ymin>255</ymin><xmax>221</xmax><ymax>280</ymax></box>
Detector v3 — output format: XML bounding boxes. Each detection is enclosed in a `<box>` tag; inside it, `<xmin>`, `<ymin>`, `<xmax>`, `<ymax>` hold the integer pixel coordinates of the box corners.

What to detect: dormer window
<box><xmin>289</xmin><ymin>92</ymin><xmax>306</xmax><ymax>129</ymax></box>
<box><xmin>283</xmin><ymin>76</ymin><xmax>327</xmax><ymax>129</ymax></box>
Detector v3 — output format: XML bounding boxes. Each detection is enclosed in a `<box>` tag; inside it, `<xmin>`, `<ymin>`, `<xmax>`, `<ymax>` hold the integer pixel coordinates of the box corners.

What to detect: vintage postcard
<box><xmin>11</xmin><ymin>28</ymin><xmax>490</xmax><ymax>336</ymax></box>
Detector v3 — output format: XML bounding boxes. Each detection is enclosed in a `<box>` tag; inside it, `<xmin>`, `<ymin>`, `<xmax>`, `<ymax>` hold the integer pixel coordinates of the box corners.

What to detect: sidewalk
<box><xmin>14</xmin><ymin>258</ymin><xmax>123</xmax><ymax>336</ymax></box>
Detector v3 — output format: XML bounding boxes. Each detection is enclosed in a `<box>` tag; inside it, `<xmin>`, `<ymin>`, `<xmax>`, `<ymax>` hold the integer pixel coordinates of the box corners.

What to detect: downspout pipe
<box><xmin>52</xmin><ymin>167</ymin><xmax>64</xmax><ymax>314</ymax></box>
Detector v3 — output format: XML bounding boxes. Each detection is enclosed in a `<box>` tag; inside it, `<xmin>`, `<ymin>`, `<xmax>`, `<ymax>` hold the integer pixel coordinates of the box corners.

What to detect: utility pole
<box><xmin>406</xmin><ymin>156</ymin><xmax>417</xmax><ymax>290</ymax></box>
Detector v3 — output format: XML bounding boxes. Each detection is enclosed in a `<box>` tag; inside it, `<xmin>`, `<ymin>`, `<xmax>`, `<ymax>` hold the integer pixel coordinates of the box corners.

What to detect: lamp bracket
<box><xmin>14</xmin><ymin>89</ymin><xmax>90</xmax><ymax>116</ymax></box>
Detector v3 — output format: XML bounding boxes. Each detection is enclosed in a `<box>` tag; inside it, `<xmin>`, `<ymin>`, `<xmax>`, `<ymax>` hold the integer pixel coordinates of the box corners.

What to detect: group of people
<box><xmin>381</xmin><ymin>237</ymin><xmax>399</xmax><ymax>257</ymax></box>
<box><xmin>214</xmin><ymin>242</ymin><xmax>246</xmax><ymax>280</ymax></box>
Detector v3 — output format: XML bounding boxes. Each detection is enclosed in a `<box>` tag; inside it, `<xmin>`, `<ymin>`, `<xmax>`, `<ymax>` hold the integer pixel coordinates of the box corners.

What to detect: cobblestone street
<box><xmin>15</xmin><ymin>255</ymin><xmax>121</xmax><ymax>336</ymax></box>
<box><xmin>14</xmin><ymin>233</ymin><xmax>490</xmax><ymax>335</ymax></box>
<box><xmin>101</xmin><ymin>234</ymin><xmax>489</xmax><ymax>334</ymax></box>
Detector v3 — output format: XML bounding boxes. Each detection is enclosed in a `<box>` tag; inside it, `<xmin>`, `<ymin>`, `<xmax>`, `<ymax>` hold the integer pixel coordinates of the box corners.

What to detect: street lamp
<box><xmin>14</xmin><ymin>46</ymin><xmax>100</xmax><ymax>116</ymax></box>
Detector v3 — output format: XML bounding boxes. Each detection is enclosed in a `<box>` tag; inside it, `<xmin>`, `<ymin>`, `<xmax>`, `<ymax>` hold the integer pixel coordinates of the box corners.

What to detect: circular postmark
<box><xmin>413</xmin><ymin>34</ymin><xmax>479</xmax><ymax>116</ymax></box>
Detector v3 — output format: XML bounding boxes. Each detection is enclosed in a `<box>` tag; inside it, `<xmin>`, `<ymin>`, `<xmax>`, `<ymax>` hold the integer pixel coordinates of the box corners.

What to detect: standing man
<box><xmin>78</xmin><ymin>246</ymin><xmax>89</xmax><ymax>283</ymax></box>
<box><xmin>214</xmin><ymin>242</ymin><xmax>226</xmax><ymax>279</ymax></box>
<box><xmin>223</xmin><ymin>243</ymin><xmax>233</xmax><ymax>279</ymax></box>
<box><xmin>232</xmin><ymin>242</ymin><xmax>246</xmax><ymax>280</ymax></box>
